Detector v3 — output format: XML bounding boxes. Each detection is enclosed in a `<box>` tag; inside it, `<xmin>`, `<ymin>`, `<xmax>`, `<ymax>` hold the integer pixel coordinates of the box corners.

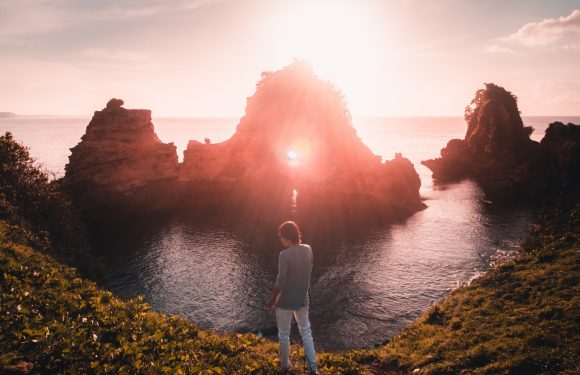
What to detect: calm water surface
<box><xmin>2</xmin><ymin>115</ymin><xmax>577</xmax><ymax>351</ymax></box>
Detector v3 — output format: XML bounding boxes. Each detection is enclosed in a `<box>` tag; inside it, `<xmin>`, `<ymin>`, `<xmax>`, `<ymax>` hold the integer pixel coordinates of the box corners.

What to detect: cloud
<box><xmin>563</xmin><ymin>42</ymin><xmax>580</xmax><ymax>50</ymax></box>
<box><xmin>0</xmin><ymin>1</ymin><xmax>71</xmax><ymax>42</ymax></box>
<box><xmin>0</xmin><ymin>0</ymin><xmax>221</xmax><ymax>42</ymax></box>
<box><xmin>526</xmin><ymin>80</ymin><xmax>580</xmax><ymax>115</ymax></box>
<box><xmin>87</xmin><ymin>0</ymin><xmax>220</xmax><ymax>21</ymax></box>
<box><xmin>83</xmin><ymin>48</ymin><xmax>151</xmax><ymax>61</ymax></box>
<box><xmin>504</xmin><ymin>9</ymin><xmax>580</xmax><ymax>46</ymax></box>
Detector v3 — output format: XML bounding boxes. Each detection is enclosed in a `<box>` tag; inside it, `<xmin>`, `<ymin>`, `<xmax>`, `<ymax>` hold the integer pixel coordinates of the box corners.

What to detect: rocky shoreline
<box><xmin>422</xmin><ymin>83</ymin><xmax>579</xmax><ymax>205</ymax></box>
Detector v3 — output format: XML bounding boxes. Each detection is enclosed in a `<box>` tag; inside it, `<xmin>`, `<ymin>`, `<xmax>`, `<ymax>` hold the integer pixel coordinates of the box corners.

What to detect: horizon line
<box><xmin>4</xmin><ymin>113</ymin><xmax>580</xmax><ymax>119</ymax></box>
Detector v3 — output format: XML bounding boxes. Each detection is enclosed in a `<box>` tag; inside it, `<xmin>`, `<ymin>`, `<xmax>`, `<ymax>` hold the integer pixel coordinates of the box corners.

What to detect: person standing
<box><xmin>267</xmin><ymin>221</ymin><xmax>318</xmax><ymax>374</ymax></box>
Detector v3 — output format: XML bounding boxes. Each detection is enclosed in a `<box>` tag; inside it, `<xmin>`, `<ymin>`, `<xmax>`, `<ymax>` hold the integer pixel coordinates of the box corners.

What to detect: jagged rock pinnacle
<box><xmin>106</xmin><ymin>98</ymin><xmax>124</xmax><ymax>109</ymax></box>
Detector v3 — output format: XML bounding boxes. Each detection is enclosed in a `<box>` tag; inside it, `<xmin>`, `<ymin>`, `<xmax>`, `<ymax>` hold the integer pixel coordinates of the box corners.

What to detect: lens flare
<box><xmin>287</xmin><ymin>150</ymin><xmax>299</xmax><ymax>167</ymax></box>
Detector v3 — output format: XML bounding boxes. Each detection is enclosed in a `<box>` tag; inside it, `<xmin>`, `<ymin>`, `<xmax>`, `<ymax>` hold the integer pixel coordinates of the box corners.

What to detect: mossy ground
<box><xmin>2</xmin><ymin>206</ymin><xmax>578</xmax><ymax>374</ymax></box>
<box><xmin>369</xmin><ymin>206</ymin><xmax>580</xmax><ymax>374</ymax></box>
<box><xmin>0</xmin><ymin>220</ymin><xmax>369</xmax><ymax>374</ymax></box>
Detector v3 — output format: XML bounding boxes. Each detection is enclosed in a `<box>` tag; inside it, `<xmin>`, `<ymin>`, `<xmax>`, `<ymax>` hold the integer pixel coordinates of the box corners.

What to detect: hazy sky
<box><xmin>1</xmin><ymin>0</ymin><xmax>579</xmax><ymax>116</ymax></box>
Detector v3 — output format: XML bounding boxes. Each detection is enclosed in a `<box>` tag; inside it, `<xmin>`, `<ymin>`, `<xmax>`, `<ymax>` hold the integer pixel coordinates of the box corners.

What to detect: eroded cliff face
<box><xmin>179</xmin><ymin>62</ymin><xmax>425</xmax><ymax>236</ymax></box>
<box><xmin>422</xmin><ymin>84</ymin><xmax>579</xmax><ymax>204</ymax></box>
<box><xmin>63</xmin><ymin>64</ymin><xmax>426</xmax><ymax>239</ymax></box>
<box><xmin>62</xmin><ymin>99</ymin><xmax>178</xmax><ymax>212</ymax></box>
<box><xmin>541</xmin><ymin>122</ymin><xmax>580</xmax><ymax>202</ymax></box>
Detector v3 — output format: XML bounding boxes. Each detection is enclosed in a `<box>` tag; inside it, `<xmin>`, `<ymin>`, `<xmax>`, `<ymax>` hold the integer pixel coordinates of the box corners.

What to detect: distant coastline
<box><xmin>2</xmin><ymin>113</ymin><xmax>580</xmax><ymax>122</ymax></box>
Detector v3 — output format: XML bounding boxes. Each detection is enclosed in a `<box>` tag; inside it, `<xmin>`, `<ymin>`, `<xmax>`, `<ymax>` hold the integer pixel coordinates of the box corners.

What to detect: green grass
<box><xmin>369</xmin><ymin>206</ymin><xmax>580</xmax><ymax>374</ymax></box>
<box><xmin>2</xmin><ymin>130</ymin><xmax>578</xmax><ymax>374</ymax></box>
<box><xmin>0</xmin><ymin>221</ymin><xmax>277</xmax><ymax>374</ymax></box>
<box><xmin>1</xmin><ymin>207</ymin><xmax>578</xmax><ymax>374</ymax></box>
<box><xmin>0</xmin><ymin>221</ymin><xmax>372</xmax><ymax>374</ymax></box>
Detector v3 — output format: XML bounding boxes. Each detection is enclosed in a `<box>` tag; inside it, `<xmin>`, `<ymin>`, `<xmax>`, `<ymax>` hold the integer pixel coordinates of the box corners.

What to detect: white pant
<box><xmin>276</xmin><ymin>305</ymin><xmax>317</xmax><ymax>372</ymax></box>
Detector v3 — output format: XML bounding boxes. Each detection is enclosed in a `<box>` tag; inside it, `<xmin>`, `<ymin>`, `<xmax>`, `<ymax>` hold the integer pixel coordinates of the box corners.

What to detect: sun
<box><xmin>287</xmin><ymin>150</ymin><xmax>299</xmax><ymax>167</ymax></box>
<box><xmin>265</xmin><ymin>1</ymin><xmax>382</xmax><ymax>112</ymax></box>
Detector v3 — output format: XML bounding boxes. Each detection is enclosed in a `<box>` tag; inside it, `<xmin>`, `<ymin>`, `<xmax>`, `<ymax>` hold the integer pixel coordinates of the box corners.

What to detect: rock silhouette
<box><xmin>62</xmin><ymin>99</ymin><xmax>179</xmax><ymax>212</ymax></box>
<box><xmin>464</xmin><ymin>83</ymin><xmax>534</xmax><ymax>155</ymax></box>
<box><xmin>63</xmin><ymin>62</ymin><xmax>426</xmax><ymax>240</ymax></box>
<box><xmin>179</xmin><ymin>62</ymin><xmax>425</xmax><ymax>237</ymax></box>
<box><xmin>541</xmin><ymin>121</ymin><xmax>580</xmax><ymax>202</ymax></box>
<box><xmin>422</xmin><ymin>83</ymin><xmax>579</xmax><ymax>204</ymax></box>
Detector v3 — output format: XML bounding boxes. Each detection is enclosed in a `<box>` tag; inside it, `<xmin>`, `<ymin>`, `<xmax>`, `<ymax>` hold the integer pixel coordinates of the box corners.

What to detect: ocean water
<box><xmin>2</xmin><ymin>115</ymin><xmax>578</xmax><ymax>351</ymax></box>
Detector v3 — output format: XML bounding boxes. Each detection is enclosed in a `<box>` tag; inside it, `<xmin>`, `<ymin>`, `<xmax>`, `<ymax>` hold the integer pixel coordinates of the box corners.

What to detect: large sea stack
<box><xmin>63</xmin><ymin>63</ymin><xmax>426</xmax><ymax>240</ymax></box>
<box><xmin>422</xmin><ymin>83</ymin><xmax>580</xmax><ymax>204</ymax></box>
<box><xmin>62</xmin><ymin>99</ymin><xmax>179</xmax><ymax>215</ymax></box>
<box><xmin>179</xmin><ymin>62</ymin><xmax>425</xmax><ymax>238</ymax></box>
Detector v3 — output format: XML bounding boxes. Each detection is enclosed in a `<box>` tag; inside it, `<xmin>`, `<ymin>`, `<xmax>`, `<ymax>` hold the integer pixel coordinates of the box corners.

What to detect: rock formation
<box><xmin>540</xmin><ymin>122</ymin><xmax>580</xmax><ymax>202</ymax></box>
<box><xmin>422</xmin><ymin>83</ymin><xmax>579</xmax><ymax>203</ymax></box>
<box><xmin>178</xmin><ymin>62</ymin><xmax>425</xmax><ymax>238</ymax></box>
<box><xmin>62</xmin><ymin>99</ymin><xmax>179</xmax><ymax>213</ymax></box>
<box><xmin>63</xmin><ymin>63</ymin><xmax>426</xmax><ymax>240</ymax></box>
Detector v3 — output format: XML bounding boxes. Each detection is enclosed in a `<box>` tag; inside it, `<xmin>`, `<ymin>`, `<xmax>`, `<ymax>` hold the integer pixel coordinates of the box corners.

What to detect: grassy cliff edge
<box><xmin>0</xmin><ymin>217</ymin><xmax>375</xmax><ymax>374</ymax></box>
<box><xmin>369</xmin><ymin>206</ymin><xmax>579</xmax><ymax>374</ymax></box>
<box><xmin>1</xmin><ymin>207</ymin><xmax>578</xmax><ymax>374</ymax></box>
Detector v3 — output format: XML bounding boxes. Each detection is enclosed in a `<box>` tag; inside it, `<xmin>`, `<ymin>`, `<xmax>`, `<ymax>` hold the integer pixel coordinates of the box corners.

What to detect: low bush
<box><xmin>0</xmin><ymin>132</ymin><xmax>92</xmax><ymax>275</ymax></box>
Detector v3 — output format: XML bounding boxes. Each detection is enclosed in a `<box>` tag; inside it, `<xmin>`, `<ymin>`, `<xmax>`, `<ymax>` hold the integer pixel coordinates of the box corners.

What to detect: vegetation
<box><xmin>253</xmin><ymin>60</ymin><xmax>352</xmax><ymax>125</ymax></box>
<box><xmin>463</xmin><ymin>83</ymin><xmax>534</xmax><ymax>147</ymax></box>
<box><xmin>0</xmin><ymin>223</ymin><xmax>276</xmax><ymax>374</ymax></box>
<box><xmin>1</xmin><ymin>132</ymin><xmax>578</xmax><ymax>373</ymax></box>
<box><xmin>0</xmin><ymin>220</ymin><xmax>375</xmax><ymax>374</ymax></box>
<box><xmin>464</xmin><ymin>83</ymin><xmax>519</xmax><ymax>128</ymax></box>
<box><xmin>369</xmin><ymin>205</ymin><xmax>580</xmax><ymax>374</ymax></box>
<box><xmin>0</xmin><ymin>132</ymin><xmax>93</xmax><ymax>275</ymax></box>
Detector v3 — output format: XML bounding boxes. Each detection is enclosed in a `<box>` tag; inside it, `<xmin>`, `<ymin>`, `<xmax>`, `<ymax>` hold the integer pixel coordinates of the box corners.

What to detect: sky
<box><xmin>1</xmin><ymin>0</ymin><xmax>580</xmax><ymax>117</ymax></box>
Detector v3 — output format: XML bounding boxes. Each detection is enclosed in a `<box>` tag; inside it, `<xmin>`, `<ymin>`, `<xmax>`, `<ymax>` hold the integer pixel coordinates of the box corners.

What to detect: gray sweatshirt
<box><xmin>274</xmin><ymin>243</ymin><xmax>313</xmax><ymax>310</ymax></box>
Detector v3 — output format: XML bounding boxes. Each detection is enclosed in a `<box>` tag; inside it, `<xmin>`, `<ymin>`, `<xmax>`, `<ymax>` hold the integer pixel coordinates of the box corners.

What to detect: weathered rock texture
<box><xmin>178</xmin><ymin>62</ymin><xmax>425</xmax><ymax>237</ymax></box>
<box><xmin>422</xmin><ymin>83</ymin><xmax>579</xmax><ymax>203</ymax></box>
<box><xmin>63</xmin><ymin>64</ymin><xmax>426</xmax><ymax>239</ymax></box>
<box><xmin>62</xmin><ymin>99</ymin><xmax>178</xmax><ymax>212</ymax></box>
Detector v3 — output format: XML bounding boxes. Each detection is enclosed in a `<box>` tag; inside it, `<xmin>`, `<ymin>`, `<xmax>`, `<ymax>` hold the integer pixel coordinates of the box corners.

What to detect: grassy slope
<box><xmin>369</xmin><ymin>206</ymin><xmax>580</xmax><ymax>374</ymax></box>
<box><xmin>0</xmin><ymin>220</ymin><xmax>367</xmax><ymax>374</ymax></box>
<box><xmin>1</xmin><ymin>207</ymin><xmax>578</xmax><ymax>374</ymax></box>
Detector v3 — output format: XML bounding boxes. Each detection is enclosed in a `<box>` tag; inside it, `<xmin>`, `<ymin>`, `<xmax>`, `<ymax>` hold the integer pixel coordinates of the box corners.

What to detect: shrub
<box><xmin>0</xmin><ymin>132</ymin><xmax>92</xmax><ymax>275</ymax></box>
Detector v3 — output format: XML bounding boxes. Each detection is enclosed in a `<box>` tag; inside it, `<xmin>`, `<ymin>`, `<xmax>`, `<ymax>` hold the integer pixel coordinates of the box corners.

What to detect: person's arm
<box><xmin>268</xmin><ymin>251</ymin><xmax>287</xmax><ymax>309</ymax></box>
<box><xmin>267</xmin><ymin>287</ymin><xmax>282</xmax><ymax>310</ymax></box>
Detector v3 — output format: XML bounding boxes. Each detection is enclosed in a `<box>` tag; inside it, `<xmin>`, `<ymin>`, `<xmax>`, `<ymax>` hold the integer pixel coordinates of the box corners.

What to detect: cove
<box><xmin>92</xmin><ymin>178</ymin><xmax>534</xmax><ymax>352</ymax></box>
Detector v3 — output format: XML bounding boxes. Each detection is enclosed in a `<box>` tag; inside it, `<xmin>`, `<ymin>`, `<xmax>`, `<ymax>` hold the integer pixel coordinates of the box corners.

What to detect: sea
<box><xmin>2</xmin><ymin>115</ymin><xmax>578</xmax><ymax>352</ymax></box>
